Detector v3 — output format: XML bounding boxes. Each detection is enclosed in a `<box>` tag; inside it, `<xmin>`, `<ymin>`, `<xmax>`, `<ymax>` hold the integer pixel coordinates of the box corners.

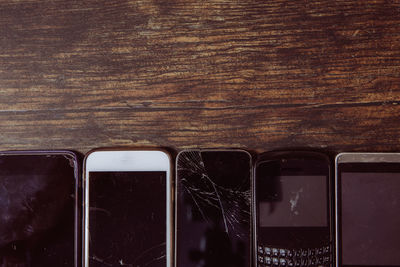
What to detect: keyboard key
<box><xmin>279</xmin><ymin>248</ymin><xmax>286</xmax><ymax>257</ymax></box>
<box><xmin>308</xmin><ymin>248</ymin><xmax>315</xmax><ymax>256</ymax></box>
<box><xmin>258</xmin><ymin>255</ymin><xmax>264</xmax><ymax>263</ymax></box>
<box><xmin>265</xmin><ymin>247</ymin><xmax>272</xmax><ymax>256</ymax></box>
<box><xmin>272</xmin><ymin>257</ymin><xmax>279</xmax><ymax>266</ymax></box>
<box><xmin>301</xmin><ymin>249</ymin><xmax>308</xmax><ymax>257</ymax></box>
<box><xmin>258</xmin><ymin>246</ymin><xmax>264</xmax><ymax>254</ymax></box>
<box><xmin>280</xmin><ymin>258</ymin><xmax>287</xmax><ymax>266</ymax></box>
<box><xmin>265</xmin><ymin>256</ymin><xmax>272</xmax><ymax>265</ymax></box>
<box><xmin>272</xmin><ymin>248</ymin><xmax>279</xmax><ymax>257</ymax></box>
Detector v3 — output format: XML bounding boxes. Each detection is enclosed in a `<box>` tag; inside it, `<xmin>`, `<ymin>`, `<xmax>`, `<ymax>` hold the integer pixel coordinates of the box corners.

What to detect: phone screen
<box><xmin>88</xmin><ymin>171</ymin><xmax>166</xmax><ymax>267</ymax></box>
<box><xmin>176</xmin><ymin>150</ymin><xmax>251</xmax><ymax>267</ymax></box>
<box><xmin>258</xmin><ymin>175</ymin><xmax>327</xmax><ymax>227</ymax></box>
<box><xmin>255</xmin><ymin>155</ymin><xmax>331</xmax><ymax>250</ymax></box>
<box><xmin>340</xmin><ymin>171</ymin><xmax>400</xmax><ymax>266</ymax></box>
<box><xmin>0</xmin><ymin>153</ymin><xmax>77</xmax><ymax>266</ymax></box>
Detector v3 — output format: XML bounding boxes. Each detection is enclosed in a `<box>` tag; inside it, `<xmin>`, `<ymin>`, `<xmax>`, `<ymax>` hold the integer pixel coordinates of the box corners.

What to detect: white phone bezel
<box><xmin>335</xmin><ymin>152</ymin><xmax>400</xmax><ymax>267</ymax></box>
<box><xmin>83</xmin><ymin>150</ymin><xmax>172</xmax><ymax>267</ymax></box>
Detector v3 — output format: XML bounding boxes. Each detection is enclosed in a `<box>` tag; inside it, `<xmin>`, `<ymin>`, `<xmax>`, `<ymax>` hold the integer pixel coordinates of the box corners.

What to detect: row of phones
<box><xmin>0</xmin><ymin>149</ymin><xmax>399</xmax><ymax>267</ymax></box>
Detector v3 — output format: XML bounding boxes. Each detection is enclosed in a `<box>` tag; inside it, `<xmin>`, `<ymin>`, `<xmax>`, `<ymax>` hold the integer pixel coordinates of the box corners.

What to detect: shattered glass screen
<box><xmin>341</xmin><ymin>172</ymin><xmax>400</xmax><ymax>265</ymax></box>
<box><xmin>259</xmin><ymin>176</ymin><xmax>327</xmax><ymax>227</ymax></box>
<box><xmin>176</xmin><ymin>151</ymin><xmax>251</xmax><ymax>267</ymax></box>
<box><xmin>0</xmin><ymin>154</ymin><xmax>76</xmax><ymax>266</ymax></box>
<box><xmin>88</xmin><ymin>171</ymin><xmax>166</xmax><ymax>267</ymax></box>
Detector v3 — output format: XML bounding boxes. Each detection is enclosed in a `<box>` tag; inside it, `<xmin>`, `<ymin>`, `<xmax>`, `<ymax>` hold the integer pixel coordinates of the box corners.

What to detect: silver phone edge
<box><xmin>334</xmin><ymin>152</ymin><xmax>400</xmax><ymax>267</ymax></box>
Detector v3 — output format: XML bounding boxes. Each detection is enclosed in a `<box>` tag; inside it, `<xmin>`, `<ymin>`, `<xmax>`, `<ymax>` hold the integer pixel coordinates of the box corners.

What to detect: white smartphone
<box><xmin>83</xmin><ymin>149</ymin><xmax>172</xmax><ymax>267</ymax></box>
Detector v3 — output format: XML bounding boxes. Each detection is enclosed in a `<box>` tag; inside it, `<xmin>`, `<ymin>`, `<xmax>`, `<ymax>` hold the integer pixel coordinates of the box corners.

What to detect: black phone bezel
<box><xmin>254</xmin><ymin>151</ymin><xmax>332</xmax><ymax>249</ymax></box>
<box><xmin>336</xmin><ymin>161</ymin><xmax>400</xmax><ymax>267</ymax></box>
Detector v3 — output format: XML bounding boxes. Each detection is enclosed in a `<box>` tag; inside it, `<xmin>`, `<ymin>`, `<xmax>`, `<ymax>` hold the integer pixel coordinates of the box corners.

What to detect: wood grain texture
<box><xmin>0</xmin><ymin>0</ymin><xmax>399</xmax><ymax>154</ymax></box>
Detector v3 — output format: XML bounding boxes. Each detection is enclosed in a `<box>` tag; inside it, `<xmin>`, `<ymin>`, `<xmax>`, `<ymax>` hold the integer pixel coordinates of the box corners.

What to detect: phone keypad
<box><xmin>257</xmin><ymin>244</ymin><xmax>331</xmax><ymax>267</ymax></box>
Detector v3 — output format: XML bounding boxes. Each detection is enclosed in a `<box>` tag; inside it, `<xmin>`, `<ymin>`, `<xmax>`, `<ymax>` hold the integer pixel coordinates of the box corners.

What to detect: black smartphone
<box><xmin>254</xmin><ymin>151</ymin><xmax>332</xmax><ymax>267</ymax></box>
<box><xmin>336</xmin><ymin>153</ymin><xmax>400</xmax><ymax>267</ymax></box>
<box><xmin>0</xmin><ymin>150</ymin><xmax>80</xmax><ymax>267</ymax></box>
<box><xmin>175</xmin><ymin>149</ymin><xmax>252</xmax><ymax>267</ymax></box>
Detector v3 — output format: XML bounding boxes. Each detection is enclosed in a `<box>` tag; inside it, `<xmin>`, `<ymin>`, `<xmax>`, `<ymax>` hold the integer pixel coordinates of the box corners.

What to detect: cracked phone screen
<box><xmin>176</xmin><ymin>150</ymin><xmax>251</xmax><ymax>267</ymax></box>
<box><xmin>0</xmin><ymin>153</ymin><xmax>77</xmax><ymax>267</ymax></box>
<box><xmin>88</xmin><ymin>171</ymin><xmax>166</xmax><ymax>267</ymax></box>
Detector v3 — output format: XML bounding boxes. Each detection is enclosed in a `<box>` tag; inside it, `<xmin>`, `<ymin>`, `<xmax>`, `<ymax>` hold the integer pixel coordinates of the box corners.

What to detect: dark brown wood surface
<box><xmin>0</xmin><ymin>0</ymin><xmax>399</xmax><ymax>154</ymax></box>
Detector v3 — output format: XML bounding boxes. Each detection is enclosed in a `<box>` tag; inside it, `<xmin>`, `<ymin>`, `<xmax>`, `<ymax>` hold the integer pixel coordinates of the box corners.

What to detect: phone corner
<box><xmin>334</xmin><ymin>152</ymin><xmax>346</xmax><ymax>165</ymax></box>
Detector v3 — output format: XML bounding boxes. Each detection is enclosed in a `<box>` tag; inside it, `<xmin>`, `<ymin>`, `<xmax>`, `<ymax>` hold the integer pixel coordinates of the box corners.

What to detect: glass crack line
<box><xmin>178</xmin><ymin>151</ymin><xmax>251</xmax><ymax>239</ymax></box>
<box><xmin>130</xmin><ymin>242</ymin><xmax>166</xmax><ymax>266</ymax></box>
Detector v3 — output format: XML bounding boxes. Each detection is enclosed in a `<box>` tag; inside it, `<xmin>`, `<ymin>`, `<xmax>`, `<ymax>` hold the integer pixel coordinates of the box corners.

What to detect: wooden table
<box><xmin>1</xmin><ymin>0</ymin><xmax>399</xmax><ymax>155</ymax></box>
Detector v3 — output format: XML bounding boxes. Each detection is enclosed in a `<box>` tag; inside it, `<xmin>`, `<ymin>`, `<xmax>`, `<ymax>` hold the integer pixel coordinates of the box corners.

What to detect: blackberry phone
<box><xmin>0</xmin><ymin>150</ymin><xmax>80</xmax><ymax>267</ymax></box>
<box><xmin>175</xmin><ymin>149</ymin><xmax>252</xmax><ymax>267</ymax></box>
<box><xmin>84</xmin><ymin>148</ymin><xmax>172</xmax><ymax>267</ymax></box>
<box><xmin>254</xmin><ymin>151</ymin><xmax>332</xmax><ymax>267</ymax></box>
<box><xmin>336</xmin><ymin>153</ymin><xmax>400</xmax><ymax>267</ymax></box>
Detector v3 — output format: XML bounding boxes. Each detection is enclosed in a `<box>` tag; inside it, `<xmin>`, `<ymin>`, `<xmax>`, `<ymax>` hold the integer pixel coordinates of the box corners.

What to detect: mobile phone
<box><xmin>254</xmin><ymin>151</ymin><xmax>332</xmax><ymax>267</ymax></box>
<box><xmin>335</xmin><ymin>153</ymin><xmax>400</xmax><ymax>267</ymax></box>
<box><xmin>0</xmin><ymin>150</ymin><xmax>80</xmax><ymax>267</ymax></box>
<box><xmin>84</xmin><ymin>149</ymin><xmax>172</xmax><ymax>267</ymax></box>
<box><xmin>175</xmin><ymin>149</ymin><xmax>252</xmax><ymax>267</ymax></box>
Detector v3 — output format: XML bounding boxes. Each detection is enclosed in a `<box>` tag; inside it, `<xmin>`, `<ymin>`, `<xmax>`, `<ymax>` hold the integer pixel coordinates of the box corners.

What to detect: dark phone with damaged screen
<box><xmin>84</xmin><ymin>149</ymin><xmax>172</xmax><ymax>267</ymax></box>
<box><xmin>0</xmin><ymin>150</ymin><xmax>80</xmax><ymax>267</ymax></box>
<box><xmin>175</xmin><ymin>149</ymin><xmax>252</xmax><ymax>267</ymax></box>
<box><xmin>336</xmin><ymin>153</ymin><xmax>400</xmax><ymax>267</ymax></box>
<box><xmin>254</xmin><ymin>151</ymin><xmax>332</xmax><ymax>267</ymax></box>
